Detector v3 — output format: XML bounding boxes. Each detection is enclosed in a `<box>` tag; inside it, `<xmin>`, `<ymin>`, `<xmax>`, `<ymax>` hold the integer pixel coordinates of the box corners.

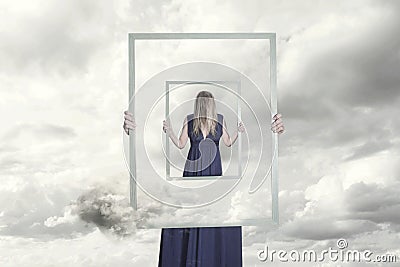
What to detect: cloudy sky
<box><xmin>1</xmin><ymin>0</ymin><xmax>400</xmax><ymax>266</ymax></box>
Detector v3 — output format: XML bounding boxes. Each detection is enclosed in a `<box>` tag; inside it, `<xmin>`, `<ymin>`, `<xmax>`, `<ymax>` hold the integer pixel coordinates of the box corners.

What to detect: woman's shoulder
<box><xmin>217</xmin><ymin>113</ymin><xmax>224</xmax><ymax>124</ymax></box>
<box><xmin>186</xmin><ymin>113</ymin><xmax>194</xmax><ymax>121</ymax></box>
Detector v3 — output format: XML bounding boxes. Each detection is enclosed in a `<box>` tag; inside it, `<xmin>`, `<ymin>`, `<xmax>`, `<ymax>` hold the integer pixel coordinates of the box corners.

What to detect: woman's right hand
<box><xmin>123</xmin><ymin>110</ymin><xmax>136</xmax><ymax>135</ymax></box>
<box><xmin>271</xmin><ymin>113</ymin><xmax>284</xmax><ymax>134</ymax></box>
<box><xmin>163</xmin><ymin>119</ymin><xmax>171</xmax><ymax>134</ymax></box>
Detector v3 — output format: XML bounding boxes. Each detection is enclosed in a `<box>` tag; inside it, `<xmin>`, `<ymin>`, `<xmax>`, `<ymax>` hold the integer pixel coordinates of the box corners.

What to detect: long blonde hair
<box><xmin>193</xmin><ymin>91</ymin><xmax>218</xmax><ymax>136</ymax></box>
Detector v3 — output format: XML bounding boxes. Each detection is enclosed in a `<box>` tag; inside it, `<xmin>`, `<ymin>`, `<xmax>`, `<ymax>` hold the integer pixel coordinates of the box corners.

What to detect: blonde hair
<box><xmin>193</xmin><ymin>91</ymin><xmax>218</xmax><ymax>137</ymax></box>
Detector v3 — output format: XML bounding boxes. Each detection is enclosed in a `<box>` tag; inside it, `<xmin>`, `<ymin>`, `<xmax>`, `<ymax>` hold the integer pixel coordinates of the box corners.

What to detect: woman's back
<box><xmin>186</xmin><ymin>113</ymin><xmax>223</xmax><ymax>142</ymax></box>
<box><xmin>183</xmin><ymin>113</ymin><xmax>223</xmax><ymax>177</ymax></box>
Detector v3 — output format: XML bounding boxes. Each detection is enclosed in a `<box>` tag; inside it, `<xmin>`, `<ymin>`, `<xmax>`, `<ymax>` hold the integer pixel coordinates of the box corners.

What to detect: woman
<box><xmin>123</xmin><ymin>91</ymin><xmax>284</xmax><ymax>266</ymax></box>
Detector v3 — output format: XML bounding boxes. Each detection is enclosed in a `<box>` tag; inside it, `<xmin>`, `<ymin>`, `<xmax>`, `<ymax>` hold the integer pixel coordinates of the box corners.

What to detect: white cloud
<box><xmin>1</xmin><ymin>0</ymin><xmax>400</xmax><ymax>265</ymax></box>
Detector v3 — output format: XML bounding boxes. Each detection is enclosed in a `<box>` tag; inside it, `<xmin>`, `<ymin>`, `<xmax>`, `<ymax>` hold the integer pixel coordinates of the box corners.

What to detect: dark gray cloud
<box><xmin>0</xmin><ymin>181</ymin><xmax>163</xmax><ymax>239</ymax></box>
<box><xmin>74</xmin><ymin>185</ymin><xmax>137</xmax><ymax>236</ymax></box>
<box><xmin>0</xmin><ymin>0</ymin><xmax>118</xmax><ymax>77</ymax></box>
<box><xmin>282</xmin><ymin>2</ymin><xmax>400</xmax><ymax>109</ymax></box>
<box><xmin>280</xmin><ymin>0</ymin><xmax>400</xmax><ymax>155</ymax></box>
<box><xmin>343</xmin><ymin>137</ymin><xmax>393</xmax><ymax>161</ymax></box>
<box><xmin>72</xmin><ymin>183</ymin><xmax>176</xmax><ymax>236</ymax></box>
<box><xmin>344</xmin><ymin>181</ymin><xmax>400</xmax><ymax>225</ymax></box>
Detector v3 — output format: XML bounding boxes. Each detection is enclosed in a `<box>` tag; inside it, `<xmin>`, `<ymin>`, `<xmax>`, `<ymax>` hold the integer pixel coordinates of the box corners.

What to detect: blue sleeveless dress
<box><xmin>158</xmin><ymin>113</ymin><xmax>243</xmax><ymax>267</ymax></box>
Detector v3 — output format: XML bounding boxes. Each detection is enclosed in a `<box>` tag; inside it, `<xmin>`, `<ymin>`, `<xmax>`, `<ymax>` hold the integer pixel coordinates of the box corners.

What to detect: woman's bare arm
<box><xmin>163</xmin><ymin>117</ymin><xmax>189</xmax><ymax>149</ymax></box>
<box><xmin>222</xmin><ymin>118</ymin><xmax>245</xmax><ymax>147</ymax></box>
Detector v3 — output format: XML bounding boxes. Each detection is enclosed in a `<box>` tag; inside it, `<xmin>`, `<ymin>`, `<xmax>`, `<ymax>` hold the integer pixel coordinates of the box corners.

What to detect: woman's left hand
<box><xmin>271</xmin><ymin>113</ymin><xmax>284</xmax><ymax>134</ymax></box>
<box><xmin>238</xmin><ymin>121</ymin><xmax>245</xmax><ymax>133</ymax></box>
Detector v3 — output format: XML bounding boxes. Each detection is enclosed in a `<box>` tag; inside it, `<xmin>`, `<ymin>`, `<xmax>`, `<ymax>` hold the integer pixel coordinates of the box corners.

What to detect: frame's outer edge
<box><xmin>130</xmin><ymin>32</ymin><xmax>275</xmax><ymax>40</ymax></box>
<box><xmin>270</xmin><ymin>33</ymin><xmax>279</xmax><ymax>225</ymax></box>
<box><xmin>129</xmin><ymin>34</ymin><xmax>137</xmax><ymax>210</ymax></box>
<box><xmin>129</xmin><ymin>32</ymin><xmax>279</xmax><ymax>226</ymax></box>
